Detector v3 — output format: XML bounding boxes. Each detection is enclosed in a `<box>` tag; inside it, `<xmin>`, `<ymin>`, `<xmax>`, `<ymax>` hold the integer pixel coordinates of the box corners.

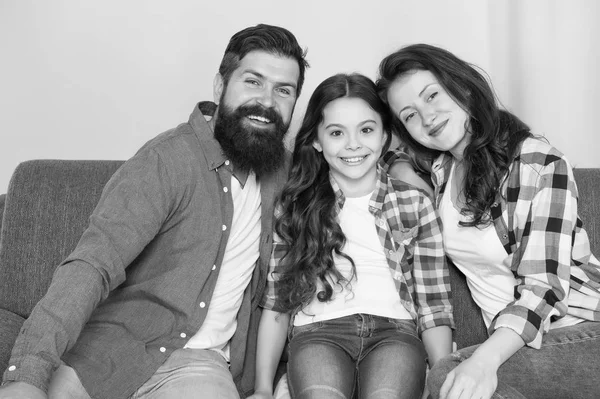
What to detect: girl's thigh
<box><xmin>358</xmin><ymin>320</ymin><xmax>427</xmax><ymax>399</ymax></box>
<box><xmin>287</xmin><ymin>321</ymin><xmax>356</xmax><ymax>399</ymax></box>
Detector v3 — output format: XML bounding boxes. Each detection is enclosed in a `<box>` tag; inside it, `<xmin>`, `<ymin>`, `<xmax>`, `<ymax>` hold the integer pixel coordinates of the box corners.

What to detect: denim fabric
<box><xmin>427</xmin><ymin>321</ymin><xmax>600</xmax><ymax>399</ymax></box>
<box><xmin>287</xmin><ymin>314</ymin><xmax>427</xmax><ymax>399</ymax></box>
<box><xmin>47</xmin><ymin>349</ymin><xmax>240</xmax><ymax>399</ymax></box>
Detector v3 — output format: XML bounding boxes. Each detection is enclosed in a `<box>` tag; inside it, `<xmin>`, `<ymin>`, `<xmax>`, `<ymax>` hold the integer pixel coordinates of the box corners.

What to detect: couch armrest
<box><xmin>0</xmin><ymin>308</ymin><xmax>25</xmax><ymax>371</ymax></box>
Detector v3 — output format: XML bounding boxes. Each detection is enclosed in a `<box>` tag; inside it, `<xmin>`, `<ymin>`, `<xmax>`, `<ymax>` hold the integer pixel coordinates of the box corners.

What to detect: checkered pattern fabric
<box><xmin>261</xmin><ymin>167</ymin><xmax>454</xmax><ymax>333</ymax></box>
<box><xmin>384</xmin><ymin>137</ymin><xmax>600</xmax><ymax>348</ymax></box>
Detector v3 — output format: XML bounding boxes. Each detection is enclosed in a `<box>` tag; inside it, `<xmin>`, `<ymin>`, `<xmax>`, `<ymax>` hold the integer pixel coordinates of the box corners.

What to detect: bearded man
<box><xmin>0</xmin><ymin>24</ymin><xmax>308</xmax><ymax>399</ymax></box>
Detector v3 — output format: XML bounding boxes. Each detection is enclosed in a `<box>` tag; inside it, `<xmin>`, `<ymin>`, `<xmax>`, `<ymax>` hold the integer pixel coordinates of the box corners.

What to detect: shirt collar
<box><xmin>329</xmin><ymin>166</ymin><xmax>385</xmax><ymax>214</ymax></box>
<box><xmin>189</xmin><ymin>101</ymin><xmax>249</xmax><ymax>186</ymax></box>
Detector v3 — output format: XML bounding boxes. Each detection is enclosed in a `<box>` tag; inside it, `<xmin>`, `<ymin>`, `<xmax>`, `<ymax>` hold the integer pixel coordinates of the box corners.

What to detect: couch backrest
<box><xmin>0</xmin><ymin>160</ymin><xmax>124</xmax><ymax>318</ymax></box>
<box><xmin>574</xmin><ymin>169</ymin><xmax>600</xmax><ymax>255</ymax></box>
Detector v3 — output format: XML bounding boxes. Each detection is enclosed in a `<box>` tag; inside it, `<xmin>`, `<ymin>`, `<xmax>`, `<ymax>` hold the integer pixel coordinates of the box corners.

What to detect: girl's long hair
<box><xmin>376</xmin><ymin>44</ymin><xmax>532</xmax><ymax>227</ymax></box>
<box><xmin>274</xmin><ymin>73</ymin><xmax>392</xmax><ymax>313</ymax></box>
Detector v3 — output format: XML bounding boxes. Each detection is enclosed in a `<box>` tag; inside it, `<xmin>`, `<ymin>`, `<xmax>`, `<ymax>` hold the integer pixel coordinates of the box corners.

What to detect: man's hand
<box><xmin>0</xmin><ymin>381</ymin><xmax>46</xmax><ymax>399</ymax></box>
<box><xmin>439</xmin><ymin>355</ymin><xmax>498</xmax><ymax>399</ymax></box>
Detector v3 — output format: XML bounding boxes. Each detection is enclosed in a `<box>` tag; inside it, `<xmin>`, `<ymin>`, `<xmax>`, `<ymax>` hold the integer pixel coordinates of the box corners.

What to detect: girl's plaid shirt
<box><xmin>261</xmin><ymin>166</ymin><xmax>454</xmax><ymax>334</ymax></box>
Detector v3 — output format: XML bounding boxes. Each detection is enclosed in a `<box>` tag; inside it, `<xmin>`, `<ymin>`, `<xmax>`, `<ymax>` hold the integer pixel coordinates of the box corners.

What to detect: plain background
<box><xmin>1</xmin><ymin>0</ymin><xmax>599</xmax><ymax>192</ymax></box>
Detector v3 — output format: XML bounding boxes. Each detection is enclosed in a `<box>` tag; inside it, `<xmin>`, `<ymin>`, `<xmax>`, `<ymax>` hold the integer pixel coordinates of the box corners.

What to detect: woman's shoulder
<box><xmin>517</xmin><ymin>136</ymin><xmax>567</xmax><ymax>165</ymax></box>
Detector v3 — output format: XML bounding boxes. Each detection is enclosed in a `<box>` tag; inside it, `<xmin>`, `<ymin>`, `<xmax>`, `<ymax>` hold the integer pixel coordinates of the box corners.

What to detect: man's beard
<box><xmin>213</xmin><ymin>102</ymin><xmax>289</xmax><ymax>177</ymax></box>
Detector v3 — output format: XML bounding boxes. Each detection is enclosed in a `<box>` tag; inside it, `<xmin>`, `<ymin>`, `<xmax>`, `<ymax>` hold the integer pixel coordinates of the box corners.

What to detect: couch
<box><xmin>0</xmin><ymin>160</ymin><xmax>599</xmax><ymax>387</ymax></box>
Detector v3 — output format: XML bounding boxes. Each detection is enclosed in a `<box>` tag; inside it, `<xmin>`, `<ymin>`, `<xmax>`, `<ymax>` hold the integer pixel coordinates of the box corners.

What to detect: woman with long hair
<box><xmin>250</xmin><ymin>73</ymin><xmax>453</xmax><ymax>399</ymax></box>
<box><xmin>377</xmin><ymin>44</ymin><xmax>600</xmax><ymax>399</ymax></box>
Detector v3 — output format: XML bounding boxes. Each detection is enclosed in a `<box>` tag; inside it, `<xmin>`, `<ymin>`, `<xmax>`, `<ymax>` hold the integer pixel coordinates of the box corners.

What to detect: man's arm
<box><xmin>1</xmin><ymin>148</ymin><xmax>175</xmax><ymax>394</ymax></box>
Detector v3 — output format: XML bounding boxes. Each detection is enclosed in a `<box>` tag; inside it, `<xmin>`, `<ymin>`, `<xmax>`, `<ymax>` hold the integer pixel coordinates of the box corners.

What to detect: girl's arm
<box><xmin>421</xmin><ymin>325</ymin><xmax>453</xmax><ymax>367</ymax></box>
<box><xmin>250</xmin><ymin>309</ymin><xmax>290</xmax><ymax>399</ymax></box>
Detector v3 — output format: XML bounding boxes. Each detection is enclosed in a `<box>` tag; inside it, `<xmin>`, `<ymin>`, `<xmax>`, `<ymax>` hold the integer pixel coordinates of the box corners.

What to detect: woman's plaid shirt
<box><xmin>384</xmin><ymin>137</ymin><xmax>600</xmax><ymax>348</ymax></box>
<box><xmin>260</xmin><ymin>167</ymin><xmax>454</xmax><ymax>334</ymax></box>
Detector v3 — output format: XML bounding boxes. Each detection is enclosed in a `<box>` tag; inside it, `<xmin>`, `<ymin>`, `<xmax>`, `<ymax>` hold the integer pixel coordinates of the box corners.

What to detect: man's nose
<box><xmin>256</xmin><ymin>88</ymin><xmax>274</xmax><ymax>108</ymax></box>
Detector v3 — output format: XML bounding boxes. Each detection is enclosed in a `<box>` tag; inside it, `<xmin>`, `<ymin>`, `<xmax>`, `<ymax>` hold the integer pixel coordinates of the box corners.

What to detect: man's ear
<box><xmin>312</xmin><ymin>141</ymin><xmax>323</xmax><ymax>152</ymax></box>
<box><xmin>213</xmin><ymin>73</ymin><xmax>224</xmax><ymax>104</ymax></box>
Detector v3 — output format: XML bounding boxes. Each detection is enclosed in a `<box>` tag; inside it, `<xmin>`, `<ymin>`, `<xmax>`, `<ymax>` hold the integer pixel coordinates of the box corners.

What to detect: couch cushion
<box><xmin>0</xmin><ymin>160</ymin><xmax>123</xmax><ymax>318</ymax></box>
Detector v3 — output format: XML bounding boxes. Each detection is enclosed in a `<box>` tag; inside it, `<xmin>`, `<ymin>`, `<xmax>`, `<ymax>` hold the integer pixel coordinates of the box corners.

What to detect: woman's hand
<box><xmin>439</xmin><ymin>355</ymin><xmax>498</xmax><ymax>399</ymax></box>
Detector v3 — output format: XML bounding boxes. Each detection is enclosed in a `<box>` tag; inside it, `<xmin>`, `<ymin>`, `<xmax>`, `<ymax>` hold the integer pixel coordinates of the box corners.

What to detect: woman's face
<box><xmin>386</xmin><ymin>69</ymin><xmax>470</xmax><ymax>160</ymax></box>
<box><xmin>313</xmin><ymin>97</ymin><xmax>387</xmax><ymax>197</ymax></box>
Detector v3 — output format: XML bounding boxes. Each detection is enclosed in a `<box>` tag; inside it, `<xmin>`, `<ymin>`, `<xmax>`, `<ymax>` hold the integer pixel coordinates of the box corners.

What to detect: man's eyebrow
<box><xmin>243</xmin><ymin>69</ymin><xmax>298</xmax><ymax>90</ymax></box>
<box><xmin>398</xmin><ymin>83</ymin><xmax>437</xmax><ymax>115</ymax></box>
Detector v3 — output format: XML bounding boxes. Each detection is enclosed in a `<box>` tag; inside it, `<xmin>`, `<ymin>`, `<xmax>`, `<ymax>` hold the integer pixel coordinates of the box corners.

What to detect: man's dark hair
<box><xmin>218</xmin><ymin>24</ymin><xmax>309</xmax><ymax>96</ymax></box>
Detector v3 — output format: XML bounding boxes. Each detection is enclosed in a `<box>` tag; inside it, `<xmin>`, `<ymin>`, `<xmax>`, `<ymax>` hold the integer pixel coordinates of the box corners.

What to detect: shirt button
<box><xmin>180</xmin><ymin>333</ymin><xmax>187</xmax><ymax>338</ymax></box>
<box><xmin>378</xmin><ymin>220</ymin><xmax>385</xmax><ymax>227</ymax></box>
<box><xmin>223</xmin><ymin>187</ymin><xmax>228</xmax><ymax>193</ymax></box>
<box><xmin>159</xmin><ymin>347</ymin><xmax>166</xmax><ymax>353</ymax></box>
<box><xmin>225</xmin><ymin>160</ymin><xmax>230</xmax><ymax>166</ymax></box>
<box><xmin>388</xmin><ymin>249</ymin><xmax>394</xmax><ymax>255</ymax></box>
<box><xmin>222</xmin><ymin>225</ymin><xmax>227</xmax><ymax>231</ymax></box>
<box><xmin>212</xmin><ymin>265</ymin><xmax>216</xmax><ymax>271</ymax></box>
<box><xmin>199</xmin><ymin>302</ymin><xmax>206</xmax><ymax>308</ymax></box>
<box><xmin>502</xmin><ymin>234</ymin><xmax>508</xmax><ymax>239</ymax></box>
<box><xmin>8</xmin><ymin>365</ymin><xmax>16</xmax><ymax>371</ymax></box>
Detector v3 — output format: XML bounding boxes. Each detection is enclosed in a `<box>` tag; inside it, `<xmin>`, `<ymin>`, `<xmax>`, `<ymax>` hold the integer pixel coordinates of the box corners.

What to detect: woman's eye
<box><xmin>404</xmin><ymin>112</ymin><xmax>416</xmax><ymax>122</ymax></box>
<box><xmin>361</xmin><ymin>127</ymin><xmax>373</xmax><ymax>134</ymax></box>
<box><xmin>427</xmin><ymin>92</ymin><xmax>438</xmax><ymax>102</ymax></box>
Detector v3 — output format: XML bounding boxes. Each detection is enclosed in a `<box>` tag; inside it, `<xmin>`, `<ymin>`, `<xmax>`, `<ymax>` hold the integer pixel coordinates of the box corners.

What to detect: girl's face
<box><xmin>313</xmin><ymin>97</ymin><xmax>387</xmax><ymax>197</ymax></box>
<box><xmin>386</xmin><ymin>69</ymin><xmax>470</xmax><ymax>160</ymax></box>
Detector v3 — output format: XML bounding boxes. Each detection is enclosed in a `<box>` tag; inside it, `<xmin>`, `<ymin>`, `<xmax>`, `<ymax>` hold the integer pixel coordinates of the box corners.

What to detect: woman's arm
<box><xmin>438</xmin><ymin>327</ymin><xmax>524</xmax><ymax>399</ymax></box>
<box><xmin>250</xmin><ymin>310</ymin><xmax>290</xmax><ymax>399</ymax></box>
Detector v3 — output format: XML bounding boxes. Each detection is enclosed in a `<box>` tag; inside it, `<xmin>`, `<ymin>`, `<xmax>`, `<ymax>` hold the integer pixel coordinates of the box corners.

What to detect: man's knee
<box><xmin>47</xmin><ymin>364</ymin><xmax>91</xmax><ymax>399</ymax></box>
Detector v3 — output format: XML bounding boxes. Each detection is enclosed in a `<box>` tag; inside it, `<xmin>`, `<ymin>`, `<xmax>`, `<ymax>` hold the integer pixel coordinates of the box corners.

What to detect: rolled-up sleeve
<box><xmin>412</xmin><ymin>193</ymin><xmax>454</xmax><ymax>332</ymax></box>
<box><xmin>490</xmin><ymin>158</ymin><xmax>575</xmax><ymax>348</ymax></box>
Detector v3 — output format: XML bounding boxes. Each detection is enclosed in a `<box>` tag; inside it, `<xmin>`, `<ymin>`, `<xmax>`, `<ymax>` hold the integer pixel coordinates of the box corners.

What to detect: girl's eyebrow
<box><xmin>324</xmin><ymin>119</ymin><xmax>377</xmax><ymax>129</ymax></box>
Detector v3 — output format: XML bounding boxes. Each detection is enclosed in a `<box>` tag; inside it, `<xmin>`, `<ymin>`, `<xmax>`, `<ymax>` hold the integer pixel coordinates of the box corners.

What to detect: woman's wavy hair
<box><xmin>274</xmin><ymin>73</ymin><xmax>392</xmax><ymax>313</ymax></box>
<box><xmin>376</xmin><ymin>44</ymin><xmax>532</xmax><ymax>227</ymax></box>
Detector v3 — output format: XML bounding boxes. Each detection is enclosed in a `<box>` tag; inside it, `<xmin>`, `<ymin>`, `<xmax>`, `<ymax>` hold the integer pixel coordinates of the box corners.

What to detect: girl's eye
<box><xmin>246</xmin><ymin>79</ymin><xmax>259</xmax><ymax>86</ymax></box>
<box><xmin>404</xmin><ymin>112</ymin><xmax>416</xmax><ymax>122</ymax></box>
<box><xmin>330</xmin><ymin>130</ymin><xmax>342</xmax><ymax>137</ymax></box>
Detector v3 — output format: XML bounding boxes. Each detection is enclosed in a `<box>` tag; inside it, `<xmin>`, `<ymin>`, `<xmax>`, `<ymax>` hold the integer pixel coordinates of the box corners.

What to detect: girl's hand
<box><xmin>439</xmin><ymin>355</ymin><xmax>498</xmax><ymax>399</ymax></box>
<box><xmin>247</xmin><ymin>391</ymin><xmax>274</xmax><ymax>399</ymax></box>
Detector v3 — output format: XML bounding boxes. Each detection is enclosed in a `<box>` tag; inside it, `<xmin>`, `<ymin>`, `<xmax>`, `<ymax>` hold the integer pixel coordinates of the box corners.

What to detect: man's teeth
<box><xmin>341</xmin><ymin>156</ymin><xmax>365</xmax><ymax>163</ymax></box>
<box><xmin>248</xmin><ymin>115</ymin><xmax>271</xmax><ymax>123</ymax></box>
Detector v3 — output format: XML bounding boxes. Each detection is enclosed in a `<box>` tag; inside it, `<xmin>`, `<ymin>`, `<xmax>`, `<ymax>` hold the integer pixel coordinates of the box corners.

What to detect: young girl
<box><xmin>251</xmin><ymin>73</ymin><xmax>453</xmax><ymax>399</ymax></box>
<box><xmin>377</xmin><ymin>44</ymin><xmax>600</xmax><ymax>399</ymax></box>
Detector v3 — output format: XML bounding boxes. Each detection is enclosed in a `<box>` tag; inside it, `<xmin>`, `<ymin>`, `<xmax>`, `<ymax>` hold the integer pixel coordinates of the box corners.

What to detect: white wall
<box><xmin>1</xmin><ymin>0</ymin><xmax>598</xmax><ymax>192</ymax></box>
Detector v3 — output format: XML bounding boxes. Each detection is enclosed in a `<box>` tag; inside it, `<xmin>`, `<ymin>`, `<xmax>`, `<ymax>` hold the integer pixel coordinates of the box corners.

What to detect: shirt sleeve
<box><xmin>2</xmin><ymin>148</ymin><xmax>175</xmax><ymax>391</ymax></box>
<box><xmin>411</xmin><ymin>192</ymin><xmax>455</xmax><ymax>332</ymax></box>
<box><xmin>489</xmin><ymin>157</ymin><xmax>576</xmax><ymax>348</ymax></box>
<box><xmin>259</xmin><ymin>206</ymin><xmax>289</xmax><ymax>313</ymax></box>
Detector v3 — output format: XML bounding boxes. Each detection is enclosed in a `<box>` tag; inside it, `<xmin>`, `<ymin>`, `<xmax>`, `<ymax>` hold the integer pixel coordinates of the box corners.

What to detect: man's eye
<box><xmin>277</xmin><ymin>87</ymin><xmax>291</xmax><ymax>96</ymax></box>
